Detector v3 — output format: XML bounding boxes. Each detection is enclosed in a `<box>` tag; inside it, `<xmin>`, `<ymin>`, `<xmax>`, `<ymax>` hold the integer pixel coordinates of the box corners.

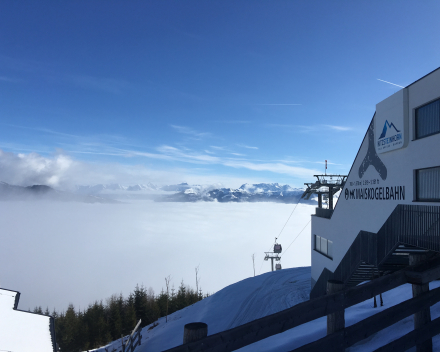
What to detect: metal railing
<box><xmin>311</xmin><ymin>204</ymin><xmax>440</xmax><ymax>298</ymax></box>
<box><xmin>162</xmin><ymin>256</ymin><xmax>440</xmax><ymax>351</ymax></box>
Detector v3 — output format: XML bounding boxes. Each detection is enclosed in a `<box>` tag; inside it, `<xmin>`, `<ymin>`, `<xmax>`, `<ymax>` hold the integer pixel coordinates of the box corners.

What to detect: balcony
<box><xmin>315</xmin><ymin>207</ymin><xmax>333</xmax><ymax>219</ymax></box>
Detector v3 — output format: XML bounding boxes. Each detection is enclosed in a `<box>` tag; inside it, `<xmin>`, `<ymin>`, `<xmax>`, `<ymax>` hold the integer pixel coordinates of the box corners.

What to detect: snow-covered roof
<box><xmin>0</xmin><ymin>288</ymin><xmax>55</xmax><ymax>352</ymax></box>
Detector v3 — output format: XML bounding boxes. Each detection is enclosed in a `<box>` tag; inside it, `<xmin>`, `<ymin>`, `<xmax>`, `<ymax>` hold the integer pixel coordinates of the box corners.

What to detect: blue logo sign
<box><xmin>377</xmin><ymin>120</ymin><xmax>402</xmax><ymax>149</ymax></box>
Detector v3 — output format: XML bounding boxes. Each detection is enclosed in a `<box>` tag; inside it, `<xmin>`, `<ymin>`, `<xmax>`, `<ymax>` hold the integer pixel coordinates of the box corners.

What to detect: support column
<box><xmin>409</xmin><ymin>254</ymin><xmax>432</xmax><ymax>352</ymax></box>
<box><xmin>328</xmin><ymin>186</ymin><xmax>334</xmax><ymax>210</ymax></box>
<box><xmin>327</xmin><ymin>280</ymin><xmax>345</xmax><ymax>335</ymax></box>
<box><xmin>318</xmin><ymin>193</ymin><xmax>322</xmax><ymax>208</ymax></box>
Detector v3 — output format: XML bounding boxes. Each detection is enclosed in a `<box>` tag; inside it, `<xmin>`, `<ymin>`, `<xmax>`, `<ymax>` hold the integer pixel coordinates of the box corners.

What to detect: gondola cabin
<box><xmin>274</xmin><ymin>244</ymin><xmax>282</xmax><ymax>253</ymax></box>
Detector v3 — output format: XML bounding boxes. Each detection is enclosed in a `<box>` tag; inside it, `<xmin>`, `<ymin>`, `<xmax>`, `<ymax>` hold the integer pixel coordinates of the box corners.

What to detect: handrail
<box><xmin>290</xmin><ymin>285</ymin><xmax>440</xmax><ymax>351</ymax></box>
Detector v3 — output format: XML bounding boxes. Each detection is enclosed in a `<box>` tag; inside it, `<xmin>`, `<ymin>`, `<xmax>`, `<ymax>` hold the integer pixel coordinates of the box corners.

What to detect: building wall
<box><xmin>311</xmin><ymin>68</ymin><xmax>440</xmax><ymax>287</ymax></box>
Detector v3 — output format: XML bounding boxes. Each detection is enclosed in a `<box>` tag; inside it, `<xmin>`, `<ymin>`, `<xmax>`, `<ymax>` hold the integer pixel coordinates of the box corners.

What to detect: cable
<box><xmin>259</xmin><ymin>195</ymin><xmax>304</xmax><ymax>274</ymax></box>
<box><xmin>281</xmin><ymin>220</ymin><xmax>311</xmax><ymax>257</ymax></box>
<box><xmin>275</xmin><ymin>195</ymin><xmax>303</xmax><ymax>242</ymax></box>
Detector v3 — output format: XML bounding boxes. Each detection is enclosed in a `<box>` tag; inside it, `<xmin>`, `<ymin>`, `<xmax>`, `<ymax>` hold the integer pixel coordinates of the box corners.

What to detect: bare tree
<box><xmin>195</xmin><ymin>265</ymin><xmax>200</xmax><ymax>294</ymax></box>
<box><xmin>165</xmin><ymin>275</ymin><xmax>171</xmax><ymax>322</ymax></box>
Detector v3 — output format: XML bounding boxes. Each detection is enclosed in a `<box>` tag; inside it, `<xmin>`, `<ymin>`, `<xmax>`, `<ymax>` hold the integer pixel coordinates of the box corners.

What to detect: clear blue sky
<box><xmin>1</xmin><ymin>1</ymin><xmax>440</xmax><ymax>188</ymax></box>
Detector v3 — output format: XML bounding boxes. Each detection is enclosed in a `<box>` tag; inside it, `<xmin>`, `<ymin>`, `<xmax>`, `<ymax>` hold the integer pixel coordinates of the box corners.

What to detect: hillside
<box><xmin>91</xmin><ymin>267</ymin><xmax>440</xmax><ymax>352</ymax></box>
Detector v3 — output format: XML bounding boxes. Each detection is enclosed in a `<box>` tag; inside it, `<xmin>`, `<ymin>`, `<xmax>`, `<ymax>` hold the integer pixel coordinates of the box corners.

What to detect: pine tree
<box><xmin>123</xmin><ymin>294</ymin><xmax>137</xmax><ymax>335</ymax></box>
<box><xmin>108</xmin><ymin>294</ymin><xmax>123</xmax><ymax>339</ymax></box>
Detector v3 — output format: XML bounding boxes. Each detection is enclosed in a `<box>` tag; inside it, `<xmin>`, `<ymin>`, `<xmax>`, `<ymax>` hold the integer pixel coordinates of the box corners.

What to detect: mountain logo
<box><xmin>377</xmin><ymin>119</ymin><xmax>403</xmax><ymax>151</ymax></box>
<box><xmin>378</xmin><ymin>120</ymin><xmax>400</xmax><ymax>139</ymax></box>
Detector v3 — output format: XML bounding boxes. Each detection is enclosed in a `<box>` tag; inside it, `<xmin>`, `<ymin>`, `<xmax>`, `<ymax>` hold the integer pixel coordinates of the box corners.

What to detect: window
<box><xmin>315</xmin><ymin>235</ymin><xmax>321</xmax><ymax>252</ymax></box>
<box><xmin>416</xmin><ymin>166</ymin><xmax>440</xmax><ymax>201</ymax></box>
<box><xmin>314</xmin><ymin>235</ymin><xmax>333</xmax><ymax>259</ymax></box>
<box><xmin>415</xmin><ymin>98</ymin><xmax>440</xmax><ymax>139</ymax></box>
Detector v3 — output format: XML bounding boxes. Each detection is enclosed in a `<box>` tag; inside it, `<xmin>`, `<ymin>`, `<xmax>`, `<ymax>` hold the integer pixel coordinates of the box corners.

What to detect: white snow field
<box><xmin>93</xmin><ymin>267</ymin><xmax>440</xmax><ymax>352</ymax></box>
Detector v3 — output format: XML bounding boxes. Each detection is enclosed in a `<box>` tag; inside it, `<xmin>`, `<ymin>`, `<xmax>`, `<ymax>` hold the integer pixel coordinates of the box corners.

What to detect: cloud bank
<box><xmin>0</xmin><ymin>148</ymin><xmax>322</xmax><ymax>190</ymax></box>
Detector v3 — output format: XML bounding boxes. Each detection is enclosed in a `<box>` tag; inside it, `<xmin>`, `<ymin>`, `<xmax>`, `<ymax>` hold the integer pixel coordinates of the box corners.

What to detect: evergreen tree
<box><xmin>123</xmin><ymin>294</ymin><xmax>137</xmax><ymax>335</ymax></box>
<box><xmin>33</xmin><ymin>306</ymin><xmax>43</xmax><ymax>314</ymax></box>
<box><xmin>108</xmin><ymin>294</ymin><xmax>123</xmax><ymax>340</ymax></box>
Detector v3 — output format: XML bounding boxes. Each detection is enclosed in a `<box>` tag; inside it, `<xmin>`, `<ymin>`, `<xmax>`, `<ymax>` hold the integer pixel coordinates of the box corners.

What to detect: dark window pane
<box><xmin>327</xmin><ymin>240</ymin><xmax>333</xmax><ymax>259</ymax></box>
<box><xmin>417</xmin><ymin>167</ymin><xmax>440</xmax><ymax>200</ymax></box>
<box><xmin>321</xmin><ymin>237</ymin><xmax>327</xmax><ymax>255</ymax></box>
<box><xmin>416</xmin><ymin>99</ymin><xmax>440</xmax><ymax>139</ymax></box>
<box><xmin>315</xmin><ymin>235</ymin><xmax>321</xmax><ymax>251</ymax></box>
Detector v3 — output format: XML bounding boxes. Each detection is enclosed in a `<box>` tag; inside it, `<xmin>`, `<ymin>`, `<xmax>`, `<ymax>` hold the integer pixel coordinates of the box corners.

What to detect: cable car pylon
<box><xmin>264</xmin><ymin>238</ymin><xmax>282</xmax><ymax>272</ymax></box>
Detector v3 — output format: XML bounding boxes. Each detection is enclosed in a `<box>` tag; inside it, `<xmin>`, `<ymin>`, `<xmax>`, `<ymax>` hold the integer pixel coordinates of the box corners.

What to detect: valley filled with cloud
<box><xmin>0</xmin><ymin>199</ymin><xmax>313</xmax><ymax>312</ymax></box>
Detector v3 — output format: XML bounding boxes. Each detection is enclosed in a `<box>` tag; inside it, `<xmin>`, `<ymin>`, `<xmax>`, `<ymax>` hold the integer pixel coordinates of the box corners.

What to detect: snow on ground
<box><xmin>94</xmin><ymin>268</ymin><xmax>440</xmax><ymax>352</ymax></box>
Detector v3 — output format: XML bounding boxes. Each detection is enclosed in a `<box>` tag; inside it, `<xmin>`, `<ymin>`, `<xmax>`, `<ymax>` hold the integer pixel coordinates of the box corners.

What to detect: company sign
<box><xmin>375</xmin><ymin>89</ymin><xmax>408</xmax><ymax>154</ymax></box>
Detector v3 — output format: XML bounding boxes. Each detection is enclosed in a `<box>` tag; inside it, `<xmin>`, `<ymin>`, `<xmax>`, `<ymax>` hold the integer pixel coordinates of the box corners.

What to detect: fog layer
<box><xmin>0</xmin><ymin>200</ymin><xmax>313</xmax><ymax>311</ymax></box>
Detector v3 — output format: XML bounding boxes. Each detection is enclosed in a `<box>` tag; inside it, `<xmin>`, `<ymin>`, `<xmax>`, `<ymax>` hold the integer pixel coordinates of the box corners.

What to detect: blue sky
<box><xmin>1</xmin><ymin>1</ymin><xmax>440</xmax><ymax>188</ymax></box>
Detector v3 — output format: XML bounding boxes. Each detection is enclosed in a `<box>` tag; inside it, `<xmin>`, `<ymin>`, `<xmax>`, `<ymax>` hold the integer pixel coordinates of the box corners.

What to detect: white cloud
<box><xmin>0</xmin><ymin>150</ymin><xmax>74</xmax><ymax>188</ymax></box>
<box><xmin>237</xmin><ymin>144</ymin><xmax>258</xmax><ymax>150</ymax></box>
<box><xmin>266</xmin><ymin>124</ymin><xmax>353</xmax><ymax>133</ymax></box>
<box><xmin>0</xmin><ymin>201</ymin><xmax>314</xmax><ymax>311</ymax></box>
<box><xmin>0</xmin><ymin>149</ymin><xmax>262</xmax><ymax>189</ymax></box>
<box><xmin>0</xmin><ymin>144</ymin><xmax>321</xmax><ymax>191</ymax></box>
<box><xmin>324</xmin><ymin>125</ymin><xmax>353</xmax><ymax>131</ymax></box>
<box><xmin>210</xmin><ymin>146</ymin><xmax>227</xmax><ymax>151</ymax></box>
<box><xmin>170</xmin><ymin>125</ymin><xmax>211</xmax><ymax>138</ymax></box>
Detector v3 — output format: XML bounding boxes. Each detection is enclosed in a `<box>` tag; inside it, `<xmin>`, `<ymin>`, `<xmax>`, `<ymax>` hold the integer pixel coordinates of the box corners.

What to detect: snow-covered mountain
<box><xmin>126</xmin><ymin>183</ymin><xmax>158</xmax><ymax>191</ymax></box>
<box><xmin>159</xmin><ymin>183</ymin><xmax>311</xmax><ymax>204</ymax></box>
<box><xmin>74</xmin><ymin>182</ymin><xmax>314</xmax><ymax>203</ymax></box>
<box><xmin>160</xmin><ymin>182</ymin><xmax>192</xmax><ymax>192</ymax></box>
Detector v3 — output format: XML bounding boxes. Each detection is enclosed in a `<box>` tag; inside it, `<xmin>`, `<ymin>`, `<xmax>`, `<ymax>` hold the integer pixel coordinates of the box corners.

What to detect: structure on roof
<box><xmin>301</xmin><ymin>174</ymin><xmax>347</xmax><ymax>210</ymax></box>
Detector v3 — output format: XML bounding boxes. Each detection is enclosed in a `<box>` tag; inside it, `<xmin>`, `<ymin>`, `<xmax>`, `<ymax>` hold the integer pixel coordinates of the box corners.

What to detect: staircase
<box><xmin>311</xmin><ymin>204</ymin><xmax>440</xmax><ymax>298</ymax></box>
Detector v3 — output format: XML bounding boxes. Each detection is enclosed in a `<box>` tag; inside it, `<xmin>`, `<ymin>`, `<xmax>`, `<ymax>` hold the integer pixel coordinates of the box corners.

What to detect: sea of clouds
<box><xmin>0</xmin><ymin>200</ymin><xmax>313</xmax><ymax>312</ymax></box>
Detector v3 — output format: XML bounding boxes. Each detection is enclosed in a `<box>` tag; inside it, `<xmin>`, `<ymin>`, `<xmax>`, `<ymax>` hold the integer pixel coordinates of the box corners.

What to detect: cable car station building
<box><xmin>310</xmin><ymin>68</ymin><xmax>440</xmax><ymax>298</ymax></box>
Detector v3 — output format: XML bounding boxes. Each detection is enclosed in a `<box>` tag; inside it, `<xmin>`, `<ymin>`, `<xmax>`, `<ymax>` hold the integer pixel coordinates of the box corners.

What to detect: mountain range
<box><xmin>0</xmin><ymin>181</ymin><xmax>319</xmax><ymax>204</ymax></box>
<box><xmin>157</xmin><ymin>183</ymin><xmax>314</xmax><ymax>204</ymax></box>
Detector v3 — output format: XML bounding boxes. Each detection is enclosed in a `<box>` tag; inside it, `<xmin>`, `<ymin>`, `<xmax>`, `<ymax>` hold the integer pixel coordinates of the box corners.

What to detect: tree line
<box><xmin>34</xmin><ymin>281</ymin><xmax>208</xmax><ymax>352</ymax></box>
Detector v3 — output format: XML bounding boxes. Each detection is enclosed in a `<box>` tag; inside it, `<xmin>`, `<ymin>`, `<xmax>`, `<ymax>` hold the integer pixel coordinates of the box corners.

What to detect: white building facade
<box><xmin>311</xmin><ymin>68</ymin><xmax>440</xmax><ymax>298</ymax></box>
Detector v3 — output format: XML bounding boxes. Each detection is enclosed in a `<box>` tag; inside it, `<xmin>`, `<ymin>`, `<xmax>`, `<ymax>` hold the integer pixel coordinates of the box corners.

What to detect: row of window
<box><xmin>314</xmin><ymin>235</ymin><xmax>333</xmax><ymax>259</ymax></box>
<box><xmin>416</xmin><ymin>166</ymin><xmax>440</xmax><ymax>201</ymax></box>
<box><xmin>415</xmin><ymin>97</ymin><xmax>440</xmax><ymax>139</ymax></box>
<box><xmin>411</xmin><ymin>99</ymin><xmax>439</xmax><ymax>201</ymax></box>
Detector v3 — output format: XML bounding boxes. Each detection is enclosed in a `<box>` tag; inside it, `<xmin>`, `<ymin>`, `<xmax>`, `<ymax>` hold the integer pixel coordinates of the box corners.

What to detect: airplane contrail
<box><xmin>377</xmin><ymin>79</ymin><xmax>405</xmax><ymax>88</ymax></box>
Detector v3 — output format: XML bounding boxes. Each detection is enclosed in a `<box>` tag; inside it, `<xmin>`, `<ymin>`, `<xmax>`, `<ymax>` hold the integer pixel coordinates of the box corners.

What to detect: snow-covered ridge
<box><xmin>159</xmin><ymin>182</ymin><xmax>311</xmax><ymax>204</ymax></box>
<box><xmin>73</xmin><ymin>182</ymin><xmax>313</xmax><ymax>203</ymax></box>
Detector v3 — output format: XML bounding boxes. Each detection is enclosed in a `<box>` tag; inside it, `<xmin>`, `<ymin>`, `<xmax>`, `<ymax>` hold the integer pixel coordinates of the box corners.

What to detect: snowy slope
<box><xmin>92</xmin><ymin>267</ymin><xmax>440</xmax><ymax>352</ymax></box>
<box><xmin>92</xmin><ymin>267</ymin><xmax>311</xmax><ymax>352</ymax></box>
